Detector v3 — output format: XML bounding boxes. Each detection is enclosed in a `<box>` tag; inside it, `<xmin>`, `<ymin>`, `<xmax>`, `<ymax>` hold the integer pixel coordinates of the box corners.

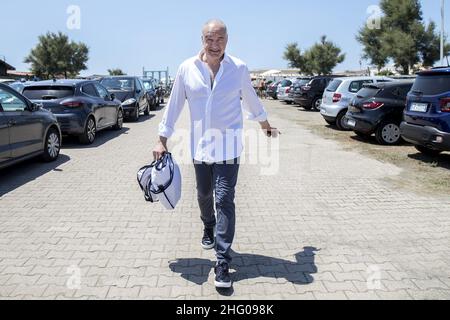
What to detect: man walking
<box><xmin>153</xmin><ymin>19</ymin><xmax>280</xmax><ymax>289</ymax></box>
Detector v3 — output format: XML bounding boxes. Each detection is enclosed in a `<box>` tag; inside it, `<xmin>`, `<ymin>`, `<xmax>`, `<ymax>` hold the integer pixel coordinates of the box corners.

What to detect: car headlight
<box><xmin>122</xmin><ymin>98</ymin><xmax>136</xmax><ymax>105</ymax></box>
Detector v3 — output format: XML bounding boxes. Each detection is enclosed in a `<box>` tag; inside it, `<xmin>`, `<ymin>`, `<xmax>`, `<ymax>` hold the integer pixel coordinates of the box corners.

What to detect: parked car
<box><xmin>401</xmin><ymin>67</ymin><xmax>450</xmax><ymax>155</ymax></box>
<box><xmin>141</xmin><ymin>78</ymin><xmax>157</xmax><ymax>111</ymax></box>
<box><xmin>293</xmin><ymin>76</ymin><xmax>341</xmax><ymax>111</ymax></box>
<box><xmin>320</xmin><ymin>76</ymin><xmax>394</xmax><ymax>130</ymax></box>
<box><xmin>8</xmin><ymin>81</ymin><xmax>25</xmax><ymax>93</ymax></box>
<box><xmin>100</xmin><ymin>76</ymin><xmax>149</xmax><ymax>121</ymax></box>
<box><xmin>0</xmin><ymin>79</ymin><xmax>16</xmax><ymax>85</ymax></box>
<box><xmin>345</xmin><ymin>81</ymin><xmax>414</xmax><ymax>145</ymax></box>
<box><xmin>276</xmin><ymin>79</ymin><xmax>297</xmax><ymax>104</ymax></box>
<box><xmin>266</xmin><ymin>81</ymin><xmax>281</xmax><ymax>100</ymax></box>
<box><xmin>289</xmin><ymin>78</ymin><xmax>312</xmax><ymax>105</ymax></box>
<box><xmin>22</xmin><ymin>80</ymin><xmax>123</xmax><ymax>145</ymax></box>
<box><xmin>0</xmin><ymin>83</ymin><xmax>61</xmax><ymax>169</ymax></box>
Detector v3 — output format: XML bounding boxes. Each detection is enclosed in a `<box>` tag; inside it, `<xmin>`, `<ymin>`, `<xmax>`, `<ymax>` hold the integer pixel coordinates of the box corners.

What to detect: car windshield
<box><xmin>0</xmin><ymin>89</ymin><xmax>26</xmax><ymax>110</ymax></box>
<box><xmin>0</xmin><ymin>91</ymin><xmax>17</xmax><ymax>103</ymax></box>
<box><xmin>9</xmin><ymin>83</ymin><xmax>25</xmax><ymax>93</ymax></box>
<box><xmin>280</xmin><ymin>80</ymin><xmax>292</xmax><ymax>87</ymax></box>
<box><xmin>101</xmin><ymin>78</ymin><xmax>135</xmax><ymax>91</ymax></box>
<box><xmin>22</xmin><ymin>86</ymin><xmax>75</xmax><ymax>100</ymax></box>
<box><xmin>411</xmin><ymin>74</ymin><xmax>450</xmax><ymax>95</ymax></box>
<box><xmin>142</xmin><ymin>81</ymin><xmax>154</xmax><ymax>90</ymax></box>
<box><xmin>307</xmin><ymin>79</ymin><xmax>319</xmax><ymax>86</ymax></box>
<box><xmin>326</xmin><ymin>80</ymin><xmax>343</xmax><ymax>92</ymax></box>
<box><xmin>357</xmin><ymin>87</ymin><xmax>382</xmax><ymax>99</ymax></box>
<box><xmin>294</xmin><ymin>79</ymin><xmax>310</xmax><ymax>87</ymax></box>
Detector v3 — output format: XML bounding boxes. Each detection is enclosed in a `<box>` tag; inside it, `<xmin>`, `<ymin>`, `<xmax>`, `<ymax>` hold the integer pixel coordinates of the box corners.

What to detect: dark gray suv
<box><xmin>0</xmin><ymin>83</ymin><xmax>61</xmax><ymax>170</ymax></box>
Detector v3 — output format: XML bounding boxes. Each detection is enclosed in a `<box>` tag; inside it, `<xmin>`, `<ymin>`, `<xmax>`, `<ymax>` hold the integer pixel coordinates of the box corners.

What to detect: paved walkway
<box><xmin>0</xmin><ymin>100</ymin><xmax>450</xmax><ymax>300</ymax></box>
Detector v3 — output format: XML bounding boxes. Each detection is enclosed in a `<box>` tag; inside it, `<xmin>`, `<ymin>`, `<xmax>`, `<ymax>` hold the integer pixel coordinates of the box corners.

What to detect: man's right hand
<box><xmin>153</xmin><ymin>138</ymin><xmax>168</xmax><ymax>160</ymax></box>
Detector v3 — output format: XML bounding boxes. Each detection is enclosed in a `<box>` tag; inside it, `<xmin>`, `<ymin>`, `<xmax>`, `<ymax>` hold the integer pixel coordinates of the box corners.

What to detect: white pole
<box><xmin>441</xmin><ymin>0</ymin><xmax>445</xmax><ymax>66</ymax></box>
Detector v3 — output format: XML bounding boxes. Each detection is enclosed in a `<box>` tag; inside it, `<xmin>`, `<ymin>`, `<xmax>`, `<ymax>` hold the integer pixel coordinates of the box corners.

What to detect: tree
<box><xmin>357</xmin><ymin>0</ymin><xmax>450</xmax><ymax>74</ymax></box>
<box><xmin>283</xmin><ymin>36</ymin><xmax>345</xmax><ymax>75</ymax></box>
<box><xmin>356</xmin><ymin>20</ymin><xmax>389</xmax><ymax>72</ymax></box>
<box><xmin>24</xmin><ymin>32</ymin><xmax>89</xmax><ymax>79</ymax></box>
<box><xmin>283</xmin><ymin>43</ymin><xmax>310</xmax><ymax>74</ymax></box>
<box><xmin>108</xmin><ymin>69</ymin><xmax>126</xmax><ymax>76</ymax></box>
<box><xmin>420</xmin><ymin>21</ymin><xmax>450</xmax><ymax>68</ymax></box>
<box><xmin>304</xmin><ymin>36</ymin><xmax>346</xmax><ymax>75</ymax></box>
<box><xmin>69</xmin><ymin>42</ymin><xmax>89</xmax><ymax>77</ymax></box>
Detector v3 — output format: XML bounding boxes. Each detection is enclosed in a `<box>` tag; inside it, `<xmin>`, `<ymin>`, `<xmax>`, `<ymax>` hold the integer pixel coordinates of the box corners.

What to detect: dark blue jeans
<box><xmin>194</xmin><ymin>158</ymin><xmax>240</xmax><ymax>265</ymax></box>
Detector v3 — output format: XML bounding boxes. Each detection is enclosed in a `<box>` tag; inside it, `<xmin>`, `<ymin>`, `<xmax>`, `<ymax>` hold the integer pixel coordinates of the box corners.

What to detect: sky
<box><xmin>1</xmin><ymin>0</ymin><xmax>448</xmax><ymax>77</ymax></box>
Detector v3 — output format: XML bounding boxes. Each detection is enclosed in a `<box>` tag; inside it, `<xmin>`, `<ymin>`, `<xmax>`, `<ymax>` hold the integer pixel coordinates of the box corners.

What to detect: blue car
<box><xmin>401</xmin><ymin>67</ymin><xmax>450</xmax><ymax>155</ymax></box>
<box><xmin>22</xmin><ymin>80</ymin><xmax>123</xmax><ymax>145</ymax></box>
<box><xmin>0</xmin><ymin>83</ymin><xmax>61</xmax><ymax>170</ymax></box>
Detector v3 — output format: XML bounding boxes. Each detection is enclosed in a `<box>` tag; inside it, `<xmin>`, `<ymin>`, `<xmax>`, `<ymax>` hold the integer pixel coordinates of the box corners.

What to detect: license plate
<box><xmin>347</xmin><ymin>119</ymin><xmax>356</xmax><ymax>127</ymax></box>
<box><xmin>410</xmin><ymin>103</ymin><xmax>428</xmax><ymax>113</ymax></box>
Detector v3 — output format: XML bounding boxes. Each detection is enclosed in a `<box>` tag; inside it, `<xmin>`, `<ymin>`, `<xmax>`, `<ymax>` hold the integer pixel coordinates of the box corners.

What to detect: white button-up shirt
<box><xmin>158</xmin><ymin>53</ymin><xmax>268</xmax><ymax>163</ymax></box>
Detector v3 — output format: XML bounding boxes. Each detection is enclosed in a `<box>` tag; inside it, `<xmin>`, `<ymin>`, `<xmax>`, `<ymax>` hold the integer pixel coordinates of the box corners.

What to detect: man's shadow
<box><xmin>169</xmin><ymin>247</ymin><xmax>319</xmax><ymax>295</ymax></box>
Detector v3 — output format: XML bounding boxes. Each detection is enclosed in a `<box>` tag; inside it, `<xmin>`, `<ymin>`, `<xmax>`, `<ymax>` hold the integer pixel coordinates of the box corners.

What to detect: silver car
<box><xmin>320</xmin><ymin>76</ymin><xmax>394</xmax><ymax>130</ymax></box>
<box><xmin>277</xmin><ymin>78</ymin><xmax>296</xmax><ymax>104</ymax></box>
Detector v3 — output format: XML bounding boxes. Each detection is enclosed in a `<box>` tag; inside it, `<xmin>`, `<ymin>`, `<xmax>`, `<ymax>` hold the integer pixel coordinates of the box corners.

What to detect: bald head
<box><xmin>201</xmin><ymin>19</ymin><xmax>228</xmax><ymax>64</ymax></box>
<box><xmin>202</xmin><ymin>19</ymin><xmax>228</xmax><ymax>36</ymax></box>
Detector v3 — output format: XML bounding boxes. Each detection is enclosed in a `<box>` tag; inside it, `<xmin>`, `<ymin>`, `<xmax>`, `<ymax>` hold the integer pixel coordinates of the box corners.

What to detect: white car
<box><xmin>0</xmin><ymin>79</ymin><xmax>16</xmax><ymax>85</ymax></box>
<box><xmin>320</xmin><ymin>76</ymin><xmax>394</xmax><ymax>130</ymax></box>
<box><xmin>277</xmin><ymin>78</ymin><xmax>296</xmax><ymax>104</ymax></box>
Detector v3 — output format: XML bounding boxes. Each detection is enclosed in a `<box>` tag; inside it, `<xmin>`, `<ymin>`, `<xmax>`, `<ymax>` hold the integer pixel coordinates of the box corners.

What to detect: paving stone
<box><xmin>1</xmin><ymin>99</ymin><xmax>450</xmax><ymax>300</ymax></box>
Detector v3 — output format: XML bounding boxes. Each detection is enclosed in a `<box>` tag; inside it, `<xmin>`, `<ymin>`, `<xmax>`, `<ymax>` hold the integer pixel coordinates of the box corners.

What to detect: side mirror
<box><xmin>136</xmin><ymin>89</ymin><xmax>141</xmax><ymax>94</ymax></box>
<box><xmin>110</xmin><ymin>93</ymin><xmax>115</xmax><ymax>100</ymax></box>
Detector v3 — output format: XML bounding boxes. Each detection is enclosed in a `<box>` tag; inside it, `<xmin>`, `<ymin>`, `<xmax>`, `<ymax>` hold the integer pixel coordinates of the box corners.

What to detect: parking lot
<box><xmin>1</xmin><ymin>99</ymin><xmax>450</xmax><ymax>300</ymax></box>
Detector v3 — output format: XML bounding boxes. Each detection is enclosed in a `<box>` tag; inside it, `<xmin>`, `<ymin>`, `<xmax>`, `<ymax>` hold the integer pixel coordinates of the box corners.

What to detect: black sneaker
<box><xmin>214</xmin><ymin>263</ymin><xmax>232</xmax><ymax>288</ymax></box>
<box><xmin>201</xmin><ymin>227</ymin><xmax>215</xmax><ymax>250</ymax></box>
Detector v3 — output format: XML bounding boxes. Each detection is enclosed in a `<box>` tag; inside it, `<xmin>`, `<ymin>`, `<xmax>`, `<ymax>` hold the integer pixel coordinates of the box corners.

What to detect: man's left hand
<box><xmin>260</xmin><ymin>121</ymin><xmax>281</xmax><ymax>138</ymax></box>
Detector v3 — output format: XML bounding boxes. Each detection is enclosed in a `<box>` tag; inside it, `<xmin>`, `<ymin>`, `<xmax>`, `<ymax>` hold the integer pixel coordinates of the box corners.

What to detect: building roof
<box><xmin>7</xmin><ymin>70</ymin><xmax>32</xmax><ymax>77</ymax></box>
<box><xmin>251</xmin><ymin>69</ymin><xmax>302</xmax><ymax>78</ymax></box>
<box><xmin>0</xmin><ymin>60</ymin><xmax>16</xmax><ymax>71</ymax></box>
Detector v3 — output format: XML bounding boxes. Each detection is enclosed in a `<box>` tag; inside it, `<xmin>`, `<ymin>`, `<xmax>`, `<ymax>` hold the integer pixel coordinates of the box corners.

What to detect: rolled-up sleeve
<box><xmin>240</xmin><ymin>65</ymin><xmax>268</xmax><ymax>122</ymax></box>
<box><xmin>158</xmin><ymin>66</ymin><xmax>186</xmax><ymax>138</ymax></box>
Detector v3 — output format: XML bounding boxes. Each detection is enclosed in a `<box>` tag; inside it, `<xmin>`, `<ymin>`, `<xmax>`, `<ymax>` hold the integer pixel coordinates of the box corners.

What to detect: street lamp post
<box><xmin>441</xmin><ymin>0</ymin><xmax>445</xmax><ymax>66</ymax></box>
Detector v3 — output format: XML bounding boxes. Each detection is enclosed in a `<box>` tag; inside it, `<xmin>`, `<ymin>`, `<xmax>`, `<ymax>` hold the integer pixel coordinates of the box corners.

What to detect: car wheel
<box><xmin>286</xmin><ymin>101</ymin><xmax>292</xmax><ymax>105</ymax></box>
<box><xmin>113</xmin><ymin>109</ymin><xmax>123</xmax><ymax>130</ymax></box>
<box><xmin>355</xmin><ymin>131</ymin><xmax>372</xmax><ymax>139</ymax></box>
<box><xmin>79</xmin><ymin>116</ymin><xmax>96</xmax><ymax>145</ymax></box>
<box><xmin>132</xmin><ymin>105</ymin><xmax>140</xmax><ymax>122</ymax></box>
<box><xmin>150</xmin><ymin>98</ymin><xmax>156</xmax><ymax>111</ymax></box>
<box><xmin>375</xmin><ymin>121</ymin><xmax>402</xmax><ymax>145</ymax></box>
<box><xmin>336</xmin><ymin>110</ymin><xmax>350</xmax><ymax>131</ymax></box>
<box><xmin>144</xmin><ymin>102</ymin><xmax>150</xmax><ymax>116</ymax></box>
<box><xmin>312</xmin><ymin>97</ymin><xmax>322</xmax><ymax>111</ymax></box>
<box><xmin>415</xmin><ymin>145</ymin><xmax>443</xmax><ymax>156</ymax></box>
<box><xmin>41</xmin><ymin>127</ymin><xmax>61</xmax><ymax>162</ymax></box>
